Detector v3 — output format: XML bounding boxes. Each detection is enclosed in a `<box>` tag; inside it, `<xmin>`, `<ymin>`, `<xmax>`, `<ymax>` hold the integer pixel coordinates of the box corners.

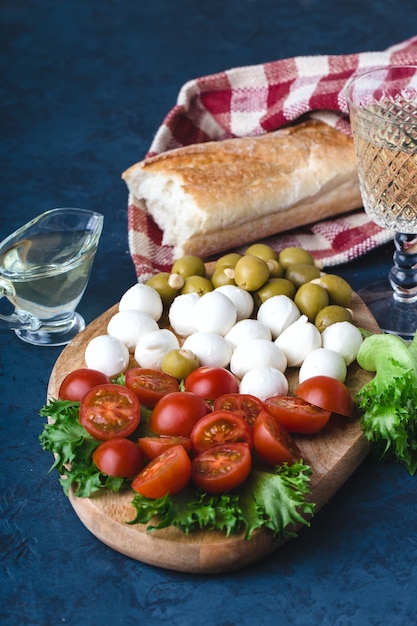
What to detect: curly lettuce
<box><xmin>355</xmin><ymin>332</ymin><xmax>417</xmax><ymax>474</ymax></box>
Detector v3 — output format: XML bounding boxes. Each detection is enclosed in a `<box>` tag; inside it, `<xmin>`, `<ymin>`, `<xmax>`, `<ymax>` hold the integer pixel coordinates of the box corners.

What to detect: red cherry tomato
<box><xmin>79</xmin><ymin>384</ymin><xmax>140</xmax><ymax>441</ymax></box>
<box><xmin>295</xmin><ymin>376</ymin><xmax>353</xmax><ymax>417</ymax></box>
<box><xmin>264</xmin><ymin>396</ymin><xmax>331</xmax><ymax>434</ymax></box>
<box><xmin>184</xmin><ymin>366</ymin><xmax>239</xmax><ymax>401</ymax></box>
<box><xmin>214</xmin><ymin>393</ymin><xmax>264</xmax><ymax>427</ymax></box>
<box><xmin>253</xmin><ymin>410</ymin><xmax>301</xmax><ymax>467</ymax></box>
<box><xmin>138</xmin><ymin>436</ymin><xmax>191</xmax><ymax>460</ymax></box>
<box><xmin>131</xmin><ymin>444</ymin><xmax>192</xmax><ymax>498</ymax></box>
<box><xmin>190</xmin><ymin>410</ymin><xmax>253</xmax><ymax>455</ymax></box>
<box><xmin>191</xmin><ymin>443</ymin><xmax>252</xmax><ymax>494</ymax></box>
<box><xmin>58</xmin><ymin>368</ymin><xmax>111</xmax><ymax>401</ymax></box>
<box><xmin>125</xmin><ymin>368</ymin><xmax>180</xmax><ymax>407</ymax></box>
<box><xmin>149</xmin><ymin>391</ymin><xmax>212</xmax><ymax>437</ymax></box>
<box><xmin>92</xmin><ymin>438</ymin><xmax>145</xmax><ymax>478</ymax></box>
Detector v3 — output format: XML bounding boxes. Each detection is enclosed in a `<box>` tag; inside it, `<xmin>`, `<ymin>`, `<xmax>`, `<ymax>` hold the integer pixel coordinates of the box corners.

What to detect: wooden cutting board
<box><xmin>47</xmin><ymin>292</ymin><xmax>379</xmax><ymax>574</ymax></box>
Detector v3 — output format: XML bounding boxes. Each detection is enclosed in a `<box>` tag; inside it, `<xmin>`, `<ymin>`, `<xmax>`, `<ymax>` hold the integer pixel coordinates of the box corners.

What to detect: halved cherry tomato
<box><xmin>138</xmin><ymin>435</ymin><xmax>191</xmax><ymax>460</ymax></box>
<box><xmin>58</xmin><ymin>368</ymin><xmax>111</xmax><ymax>401</ymax></box>
<box><xmin>264</xmin><ymin>396</ymin><xmax>331</xmax><ymax>434</ymax></box>
<box><xmin>92</xmin><ymin>438</ymin><xmax>145</xmax><ymax>478</ymax></box>
<box><xmin>79</xmin><ymin>384</ymin><xmax>140</xmax><ymax>441</ymax></box>
<box><xmin>214</xmin><ymin>393</ymin><xmax>264</xmax><ymax>427</ymax></box>
<box><xmin>184</xmin><ymin>366</ymin><xmax>239</xmax><ymax>401</ymax></box>
<box><xmin>125</xmin><ymin>368</ymin><xmax>179</xmax><ymax>407</ymax></box>
<box><xmin>253</xmin><ymin>410</ymin><xmax>301</xmax><ymax>467</ymax></box>
<box><xmin>295</xmin><ymin>375</ymin><xmax>353</xmax><ymax>417</ymax></box>
<box><xmin>131</xmin><ymin>444</ymin><xmax>192</xmax><ymax>498</ymax></box>
<box><xmin>149</xmin><ymin>391</ymin><xmax>212</xmax><ymax>437</ymax></box>
<box><xmin>191</xmin><ymin>443</ymin><xmax>252</xmax><ymax>494</ymax></box>
<box><xmin>190</xmin><ymin>410</ymin><xmax>253</xmax><ymax>455</ymax></box>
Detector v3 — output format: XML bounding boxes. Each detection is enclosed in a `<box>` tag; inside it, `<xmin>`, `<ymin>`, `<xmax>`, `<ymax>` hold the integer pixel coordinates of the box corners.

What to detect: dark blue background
<box><xmin>1</xmin><ymin>2</ymin><xmax>417</xmax><ymax>625</ymax></box>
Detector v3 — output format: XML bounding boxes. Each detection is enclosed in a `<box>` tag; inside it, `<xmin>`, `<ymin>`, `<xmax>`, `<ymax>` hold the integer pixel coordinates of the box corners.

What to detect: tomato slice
<box><xmin>79</xmin><ymin>383</ymin><xmax>141</xmax><ymax>441</ymax></box>
<box><xmin>191</xmin><ymin>443</ymin><xmax>252</xmax><ymax>494</ymax></box>
<box><xmin>264</xmin><ymin>395</ymin><xmax>331</xmax><ymax>434</ymax></box>
<box><xmin>295</xmin><ymin>375</ymin><xmax>353</xmax><ymax>417</ymax></box>
<box><xmin>92</xmin><ymin>438</ymin><xmax>145</xmax><ymax>478</ymax></box>
<box><xmin>125</xmin><ymin>368</ymin><xmax>180</xmax><ymax>407</ymax></box>
<box><xmin>190</xmin><ymin>410</ymin><xmax>253</xmax><ymax>455</ymax></box>
<box><xmin>58</xmin><ymin>368</ymin><xmax>111</xmax><ymax>401</ymax></box>
<box><xmin>149</xmin><ymin>391</ymin><xmax>212</xmax><ymax>437</ymax></box>
<box><xmin>131</xmin><ymin>444</ymin><xmax>192</xmax><ymax>498</ymax></box>
<box><xmin>184</xmin><ymin>366</ymin><xmax>239</xmax><ymax>401</ymax></box>
<box><xmin>253</xmin><ymin>410</ymin><xmax>301</xmax><ymax>467</ymax></box>
<box><xmin>138</xmin><ymin>435</ymin><xmax>191</xmax><ymax>460</ymax></box>
<box><xmin>213</xmin><ymin>393</ymin><xmax>264</xmax><ymax>427</ymax></box>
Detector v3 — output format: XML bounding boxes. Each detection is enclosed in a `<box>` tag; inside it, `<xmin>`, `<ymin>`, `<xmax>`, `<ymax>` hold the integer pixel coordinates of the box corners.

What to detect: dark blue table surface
<box><xmin>1</xmin><ymin>2</ymin><xmax>417</xmax><ymax>625</ymax></box>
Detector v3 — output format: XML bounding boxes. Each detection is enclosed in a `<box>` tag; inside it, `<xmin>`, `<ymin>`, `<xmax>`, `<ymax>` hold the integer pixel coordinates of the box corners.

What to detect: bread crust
<box><xmin>123</xmin><ymin>120</ymin><xmax>362</xmax><ymax>259</ymax></box>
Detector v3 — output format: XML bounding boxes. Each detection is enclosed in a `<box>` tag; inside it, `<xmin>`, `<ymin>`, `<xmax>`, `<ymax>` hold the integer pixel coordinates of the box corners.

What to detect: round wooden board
<box><xmin>47</xmin><ymin>293</ymin><xmax>380</xmax><ymax>574</ymax></box>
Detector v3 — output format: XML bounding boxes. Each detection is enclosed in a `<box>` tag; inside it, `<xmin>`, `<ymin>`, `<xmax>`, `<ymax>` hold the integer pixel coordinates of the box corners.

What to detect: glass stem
<box><xmin>389</xmin><ymin>233</ymin><xmax>417</xmax><ymax>303</ymax></box>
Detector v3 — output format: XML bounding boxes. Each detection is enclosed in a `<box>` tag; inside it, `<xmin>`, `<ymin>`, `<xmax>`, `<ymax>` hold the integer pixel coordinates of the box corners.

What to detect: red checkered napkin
<box><xmin>127</xmin><ymin>35</ymin><xmax>417</xmax><ymax>280</ymax></box>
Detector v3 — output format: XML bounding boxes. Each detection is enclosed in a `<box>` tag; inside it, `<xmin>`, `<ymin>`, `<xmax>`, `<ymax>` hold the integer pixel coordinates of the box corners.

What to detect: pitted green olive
<box><xmin>255</xmin><ymin>277</ymin><xmax>297</xmax><ymax>305</ymax></box>
<box><xmin>181</xmin><ymin>275</ymin><xmax>213</xmax><ymax>296</ymax></box>
<box><xmin>145</xmin><ymin>272</ymin><xmax>179</xmax><ymax>308</ymax></box>
<box><xmin>278</xmin><ymin>247</ymin><xmax>315</xmax><ymax>268</ymax></box>
<box><xmin>294</xmin><ymin>283</ymin><xmax>330</xmax><ymax>322</ymax></box>
<box><xmin>171</xmin><ymin>255</ymin><xmax>206</xmax><ymax>278</ymax></box>
<box><xmin>245</xmin><ymin>242</ymin><xmax>278</xmax><ymax>262</ymax></box>
<box><xmin>285</xmin><ymin>263</ymin><xmax>321</xmax><ymax>287</ymax></box>
<box><xmin>312</xmin><ymin>274</ymin><xmax>353</xmax><ymax>307</ymax></box>
<box><xmin>161</xmin><ymin>348</ymin><xmax>200</xmax><ymax>380</ymax></box>
<box><xmin>315</xmin><ymin>305</ymin><xmax>353</xmax><ymax>332</ymax></box>
<box><xmin>233</xmin><ymin>254</ymin><xmax>270</xmax><ymax>291</ymax></box>
<box><xmin>210</xmin><ymin>266</ymin><xmax>236</xmax><ymax>288</ymax></box>
<box><xmin>214</xmin><ymin>252</ymin><xmax>242</xmax><ymax>269</ymax></box>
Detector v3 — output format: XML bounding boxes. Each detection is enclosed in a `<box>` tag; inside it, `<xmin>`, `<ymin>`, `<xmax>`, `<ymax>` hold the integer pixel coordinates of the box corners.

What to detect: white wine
<box><xmin>350</xmin><ymin>99</ymin><xmax>417</xmax><ymax>233</ymax></box>
<box><xmin>0</xmin><ymin>231</ymin><xmax>96</xmax><ymax>321</ymax></box>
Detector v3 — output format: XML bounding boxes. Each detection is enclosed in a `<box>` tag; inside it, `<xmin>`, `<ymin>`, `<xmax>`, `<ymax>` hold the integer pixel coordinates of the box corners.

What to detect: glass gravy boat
<box><xmin>0</xmin><ymin>207</ymin><xmax>103</xmax><ymax>346</ymax></box>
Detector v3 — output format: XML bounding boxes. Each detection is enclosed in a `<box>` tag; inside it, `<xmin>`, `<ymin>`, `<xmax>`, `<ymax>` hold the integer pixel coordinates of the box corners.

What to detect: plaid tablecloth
<box><xmin>127</xmin><ymin>35</ymin><xmax>417</xmax><ymax>280</ymax></box>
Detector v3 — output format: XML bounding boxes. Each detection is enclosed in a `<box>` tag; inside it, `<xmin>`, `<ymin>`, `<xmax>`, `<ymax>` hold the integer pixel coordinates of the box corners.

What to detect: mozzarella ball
<box><xmin>85</xmin><ymin>335</ymin><xmax>130</xmax><ymax>377</ymax></box>
<box><xmin>239</xmin><ymin>366</ymin><xmax>288</xmax><ymax>401</ymax></box>
<box><xmin>107</xmin><ymin>310</ymin><xmax>159</xmax><ymax>349</ymax></box>
<box><xmin>182</xmin><ymin>332</ymin><xmax>233</xmax><ymax>368</ymax></box>
<box><xmin>230</xmin><ymin>339</ymin><xmax>287</xmax><ymax>379</ymax></box>
<box><xmin>134</xmin><ymin>329</ymin><xmax>179</xmax><ymax>371</ymax></box>
<box><xmin>215</xmin><ymin>285</ymin><xmax>254</xmax><ymax>320</ymax></box>
<box><xmin>298</xmin><ymin>347</ymin><xmax>347</xmax><ymax>384</ymax></box>
<box><xmin>168</xmin><ymin>292</ymin><xmax>199</xmax><ymax>336</ymax></box>
<box><xmin>275</xmin><ymin>315</ymin><xmax>322</xmax><ymax>367</ymax></box>
<box><xmin>225</xmin><ymin>319</ymin><xmax>272</xmax><ymax>347</ymax></box>
<box><xmin>257</xmin><ymin>295</ymin><xmax>300</xmax><ymax>338</ymax></box>
<box><xmin>193</xmin><ymin>291</ymin><xmax>237</xmax><ymax>335</ymax></box>
<box><xmin>119</xmin><ymin>283</ymin><xmax>163</xmax><ymax>321</ymax></box>
<box><xmin>321</xmin><ymin>321</ymin><xmax>363</xmax><ymax>365</ymax></box>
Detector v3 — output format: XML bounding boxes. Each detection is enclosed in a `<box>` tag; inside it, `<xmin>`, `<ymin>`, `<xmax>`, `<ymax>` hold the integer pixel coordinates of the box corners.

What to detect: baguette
<box><xmin>122</xmin><ymin>120</ymin><xmax>362</xmax><ymax>260</ymax></box>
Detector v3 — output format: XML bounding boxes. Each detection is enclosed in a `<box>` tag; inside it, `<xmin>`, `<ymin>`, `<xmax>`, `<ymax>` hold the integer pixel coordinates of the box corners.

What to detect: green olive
<box><xmin>214</xmin><ymin>252</ymin><xmax>242</xmax><ymax>269</ymax></box>
<box><xmin>161</xmin><ymin>348</ymin><xmax>200</xmax><ymax>380</ymax></box>
<box><xmin>266</xmin><ymin>258</ymin><xmax>284</xmax><ymax>278</ymax></box>
<box><xmin>171</xmin><ymin>255</ymin><xmax>206</xmax><ymax>279</ymax></box>
<box><xmin>312</xmin><ymin>274</ymin><xmax>353</xmax><ymax>307</ymax></box>
<box><xmin>181</xmin><ymin>275</ymin><xmax>213</xmax><ymax>296</ymax></box>
<box><xmin>233</xmin><ymin>254</ymin><xmax>270</xmax><ymax>291</ymax></box>
<box><xmin>210</xmin><ymin>266</ymin><xmax>236</xmax><ymax>288</ymax></box>
<box><xmin>315</xmin><ymin>305</ymin><xmax>353</xmax><ymax>332</ymax></box>
<box><xmin>278</xmin><ymin>247</ymin><xmax>315</xmax><ymax>269</ymax></box>
<box><xmin>285</xmin><ymin>263</ymin><xmax>321</xmax><ymax>287</ymax></box>
<box><xmin>145</xmin><ymin>272</ymin><xmax>179</xmax><ymax>308</ymax></box>
<box><xmin>294</xmin><ymin>283</ymin><xmax>330</xmax><ymax>322</ymax></box>
<box><xmin>254</xmin><ymin>277</ymin><xmax>297</xmax><ymax>306</ymax></box>
<box><xmin>245</xmin><ymin>242</ymin><xmax>278</xmax><ymax>262</ymax></box>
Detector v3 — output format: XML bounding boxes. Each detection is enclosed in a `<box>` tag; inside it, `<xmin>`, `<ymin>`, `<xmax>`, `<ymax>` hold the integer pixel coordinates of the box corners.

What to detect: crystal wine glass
<box><xmin>346</xmin><ymin>65</ymin><xmax>417</xmax><ymax>337</ymax></box>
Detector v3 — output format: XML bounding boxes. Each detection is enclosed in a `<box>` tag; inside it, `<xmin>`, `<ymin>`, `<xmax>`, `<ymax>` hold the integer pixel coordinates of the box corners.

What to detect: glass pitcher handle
<box><xmin>0</xmin><ymin>279</ymin><xmax>41</xmax><ymax>331</ymax></box>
